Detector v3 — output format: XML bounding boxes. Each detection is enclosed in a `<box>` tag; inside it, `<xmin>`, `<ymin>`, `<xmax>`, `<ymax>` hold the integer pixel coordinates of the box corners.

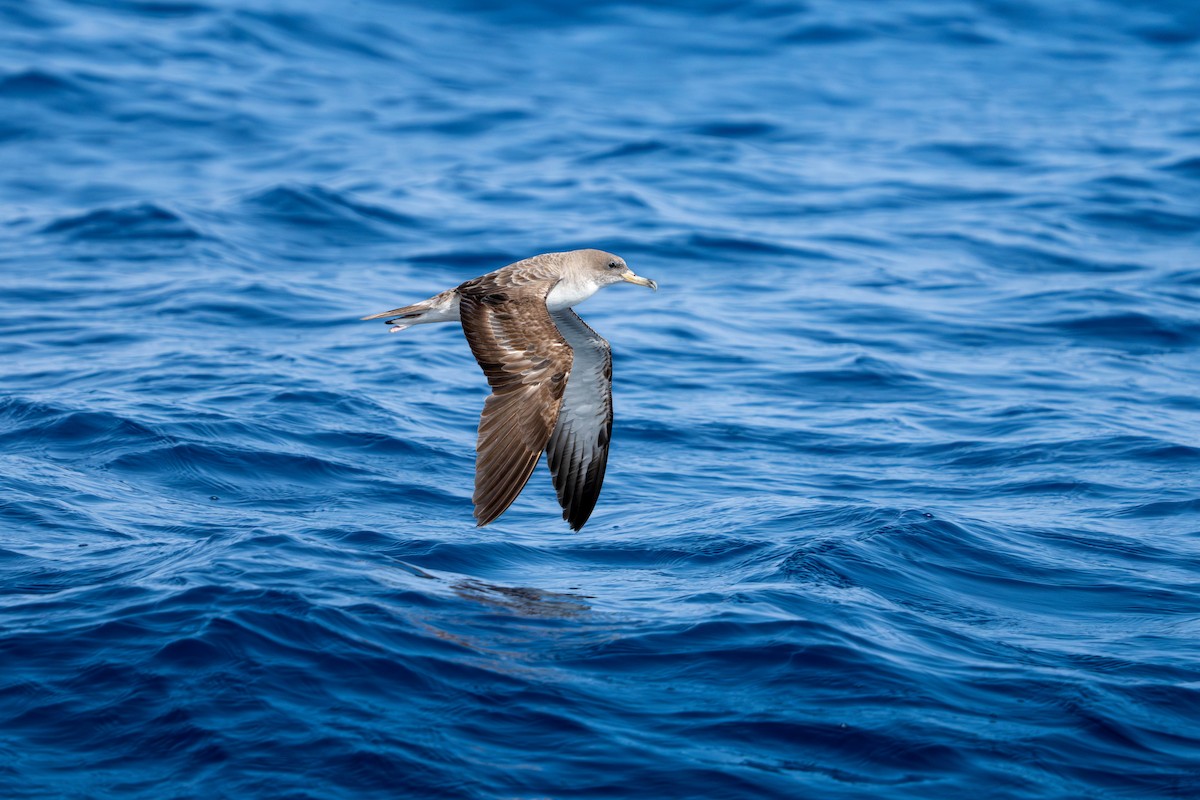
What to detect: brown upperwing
<box><xmin>457</xmin><ymin>275</ymin><xmax>573</xmax><ymax>527</ymax></box>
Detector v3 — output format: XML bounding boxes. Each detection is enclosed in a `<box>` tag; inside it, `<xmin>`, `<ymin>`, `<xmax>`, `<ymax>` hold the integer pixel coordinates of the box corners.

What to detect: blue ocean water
<box><xmin>3</xmin><ymin>0</ymin><xmax>1200</xmax><ymax>796</ymax></box>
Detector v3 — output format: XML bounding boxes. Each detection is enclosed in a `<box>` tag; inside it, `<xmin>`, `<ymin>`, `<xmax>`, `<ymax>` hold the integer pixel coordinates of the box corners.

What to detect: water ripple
<box><xmin>3</xmin><ymin>0</ymin><xmax>1200</xmax><ymax>797</ymax></box>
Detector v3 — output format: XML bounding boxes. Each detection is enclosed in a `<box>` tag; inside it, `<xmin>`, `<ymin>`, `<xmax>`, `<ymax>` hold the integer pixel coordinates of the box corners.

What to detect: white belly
<box><xmin>546</xmin><ymin>279</ymin><xmax>599</xmax><ymax>311</ymax></box>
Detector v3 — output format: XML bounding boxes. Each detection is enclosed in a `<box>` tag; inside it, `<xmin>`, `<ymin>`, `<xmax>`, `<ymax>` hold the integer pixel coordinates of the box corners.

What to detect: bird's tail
<box><xmin>361</xmin><ymin>289</ymin><xmax>459</xmax><ymax>333</ymax></box>
<box><xmin>361</xmin><ymin>302</ymin><xmax>423</xmax><ymax>332</ymax></box>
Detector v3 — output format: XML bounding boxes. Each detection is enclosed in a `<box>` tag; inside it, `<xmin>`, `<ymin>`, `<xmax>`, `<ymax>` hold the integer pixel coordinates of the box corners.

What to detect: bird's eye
<box><xmin>607</xmin><ymin>261</ymin><xmax>622</xmax><ymax>270</ymax></box>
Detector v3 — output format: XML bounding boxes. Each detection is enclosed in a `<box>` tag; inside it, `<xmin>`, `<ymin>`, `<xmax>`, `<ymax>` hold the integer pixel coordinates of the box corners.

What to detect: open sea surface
<box><xmin>2</xmin><ymin>1</ymin><xmax>1200</xmax><ymax>797</ymax></box>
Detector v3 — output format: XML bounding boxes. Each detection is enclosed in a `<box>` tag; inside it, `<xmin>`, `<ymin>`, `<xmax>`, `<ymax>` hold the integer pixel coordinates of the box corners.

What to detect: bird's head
<box><xmin>576</xmin><ymin>249</ymin><xmax>657</xmax><ymax>291</ymax></box>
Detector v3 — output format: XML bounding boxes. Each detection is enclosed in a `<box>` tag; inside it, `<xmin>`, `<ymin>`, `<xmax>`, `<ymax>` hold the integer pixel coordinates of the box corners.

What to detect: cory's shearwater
<box><xmin>363</xmin><ymin>249</ymin><xmax>657</xmax><ymax>530</ymax></box>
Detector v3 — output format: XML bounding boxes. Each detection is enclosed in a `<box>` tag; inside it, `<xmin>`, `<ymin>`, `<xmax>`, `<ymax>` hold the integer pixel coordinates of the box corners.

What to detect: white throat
<box><xmin>546</xmin><ymin>277</ymin><xmax>601</xmax><ymax>312</ymax></box>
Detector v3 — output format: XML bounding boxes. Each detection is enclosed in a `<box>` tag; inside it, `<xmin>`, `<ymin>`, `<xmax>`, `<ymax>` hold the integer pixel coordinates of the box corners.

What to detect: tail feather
<box><xmin>361</xmin><ymin>304</ymin><xmax>422</xmax><ymax>332</ymax></box>
<box><xmin>362</xmin><ymin>288</ymin><xmax>460</xmax><ymax>333</ymax></box>
<box><xmin>361</xmin><ymin>304</ymin><xmax>423</xmax><ymax>322</ymax></box>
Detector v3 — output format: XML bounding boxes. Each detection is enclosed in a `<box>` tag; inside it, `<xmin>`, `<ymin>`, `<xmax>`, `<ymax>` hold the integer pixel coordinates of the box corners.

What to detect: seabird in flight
<box><xmin>363</xmin><ymin>249</ymin><xmax>657</xmax><ymax>530</ymax></box>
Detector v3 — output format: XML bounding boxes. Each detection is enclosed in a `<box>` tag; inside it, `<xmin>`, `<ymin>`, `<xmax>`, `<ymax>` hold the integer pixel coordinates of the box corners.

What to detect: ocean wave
<box><xmin>4</xmin><ymin>0</ymin><xmax>1200</xmax><ymax>797</ymax></box>
<box><xmin>235</xmin><ymin>184</ymin><xmax>419</xmax><ymax>244</ymax></box>
<box><xmin>41</xmin><ymin>203</ymin><xmax>201</xmax><ymax>241</ymax></box>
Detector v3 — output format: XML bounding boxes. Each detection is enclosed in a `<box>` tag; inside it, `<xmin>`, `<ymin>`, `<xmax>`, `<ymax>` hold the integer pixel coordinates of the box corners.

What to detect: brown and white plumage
<box><xmin>362</xmin><ymin>249</ymin><xmax>656</xmax><ymax>530</ymax></box>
